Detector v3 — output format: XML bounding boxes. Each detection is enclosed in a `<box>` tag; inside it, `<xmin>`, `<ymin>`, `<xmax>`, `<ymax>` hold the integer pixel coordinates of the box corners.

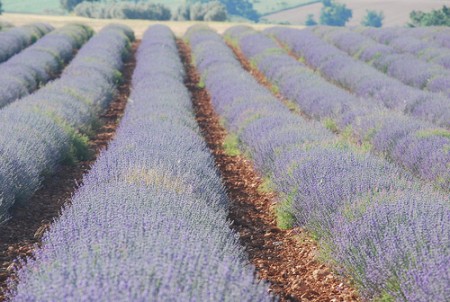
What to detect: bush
<box><xmin>183</xmin><ymin>0</ymin><xmax>258</xmax><ymax>22</ymax></box>
<box><xmin>74</xmin><ymin>2</ymin><xmax>171</xmax><ymax>20</ymax></box>
<box><xmin>320</xmin><ymin>0</ymin><xmax>352</xmax><ymax>26</ymax></box>
<box><xmin>305</xmin><ymin>14</ymin><xmax>318</xmax><ymax>26</ymax></box>
<box><xmin>409</xmin><ymin>5</ymin><xmax>450</xmax><ymax>27</ymax></box>
<box><xmin>361</xmin><ymin>10</ymin><xmax>384</xmax><ymax>27</ymax></box>
<box><xmin>173</xmin><ymin>1</ymin><xmax>227</xmax><ymax>22</ymax></box>
<box><xmin>60</xmin><ymin>0</ymin><xmax>99</xmax><ymax>12</ymax></box>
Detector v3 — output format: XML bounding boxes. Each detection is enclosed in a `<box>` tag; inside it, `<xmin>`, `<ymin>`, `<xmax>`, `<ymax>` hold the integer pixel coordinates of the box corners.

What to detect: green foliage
<box><xmin>275</xmin><ymin>192</ymin><xmax>296</xmax><ymax>229</ymax></box>
<box><xmin>222</xmin><ymin>0</ymin><xmax>259</xmax><ymax>21</ymax></box>
<box><xmin>74</xmin><ymin>2</ymin><xmax>171</xmax><ymax>20</ymax></box>
<box><xmin>323</xmin><ymin>118</ymin><xmax>338</xmax><ymax>133</ymax></box>
<box><xmin>188</xmin><ymin>0</ymin><xmax>259</xmax><ymax>22</ymax></box>
<box><xmin>415</xmin><ymin>128</ymin><xmax>450</xmax><ymax>139</ymax></box>
<box><xmin>257</xmin><ymin>177</ymin><xmax>274</xmax><ymax>194</ymax></box>
<box><xmin>65</xmin><ymin>129</ymin><xmax>91</xmax><ymax>164</ymax></box>
<box><xmin>173</xmin><ymin>1</ymin><xmax>227</xmax><ymax>21</ymax></box>
<box><xmin>284</xmin><ymin>99</ymin><xmax>300</xmax><ymax>113</ymax></box>
<box><xmin>0</xmin><ymin>1</ymin><xmax>3</xmax><ymax>15</ymax></box>
<box><xmin>305</xmin><ymin>13</ymin><xmax>317</xmax><ymax>26</ymax></box>
<box><xmin>223</xmin><ymin>133</ymin><xmax>241</xmax><ymax>156</ymax></box>
<box><xmin>409</xmin><ymin>5</ymin><xmax>450</xmax><ymax>27</ymax></box>
<box><xmin>197</xmin><ymin>78</ymin><xmax>205</xmax><ymax>88</ymax></box>
<box><xmin>361</xmin><ymin>9</ymin><xmax>384</xmax><ymax>27</ymax></box>
<box><xmin>320</xmin><ymin>0</ymin><xmax>352</xmax><ymax>26</ymax></box>
<box><xmin>60</xmin><ymin>0</ymin><xmax>99</xmax><ymax>12</ymax></box>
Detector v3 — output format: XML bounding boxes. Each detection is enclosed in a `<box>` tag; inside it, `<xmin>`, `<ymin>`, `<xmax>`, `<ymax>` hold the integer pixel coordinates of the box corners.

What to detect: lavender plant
<box><xmin>0</xmin><ymin>24</ymin><xmax>93</xmax><ymax>109</ymax></box>
<box><xmin>314</xmin><ymin>27</ymin><xmax>450</xmax><ymax>97</ymax></box>
<box><xmin>266</xmin><ymin>27</ymin><xmax>450</xmax><ymax>129</ymax></box>
<box><xmin>226</xmin><ymin>26</ymin><xmax>449</xmax><ymax>189</ymax></box>
<box><xmin>0</xmin><ymin>23</ymin><xmax>53</xmax><ymax>63</ymax></box>
<box><xmin>361</xmin><ymin>28</ymin><xmax>450</xmax><ymax>70</ymax></box>
<box><xmin>0</xmin><ymin>24</ymin><xmax>133</xmax><ymax>225</ymax></box>
<box><xmin>7</xmin><ymin>25</ymin><xmax>272</xmax><ymax>302</ymax></box>
<box><xmin>0</xmin><ymin>21</ymin><xmax>13</xmax><ymax>30</ymax></box>
<box><xmin>187</xmin><ymin>25</ymin><xmax>450</xmax><ymax>301</ymax></box>
<box><xmin>374</xmin><ymin>27</ymin><xmax>450</xmax><ymax>50</ymax></box>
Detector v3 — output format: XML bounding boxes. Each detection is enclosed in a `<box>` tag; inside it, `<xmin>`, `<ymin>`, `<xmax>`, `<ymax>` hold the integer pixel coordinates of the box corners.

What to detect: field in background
<box><xmin>1</xmin><ymin>0</ymin><xmax>315</xmax><ymax>16</ymax></box>
<box><xmin>0</xmin><ymin>13</ymin><xmax>295</xmax><ymax>38</ymax></box>
<box><xmin>264</xmin><ymin>0</ymin><xmax>450</xmax><ymax>26</ymax></box>
<box><xmin>252</xmin><ymin>0</ymin><xmax>320</xmax><ymax>15</ymax></box>
<box><xmin>3</xmin><ymin>0</ymin><xmax>448</xmax><ymax>26</ymax></box>
<box><xmin>2</xmin><ymin>0</ymin><xmax>62</xmax><ymax>14</ymax></box>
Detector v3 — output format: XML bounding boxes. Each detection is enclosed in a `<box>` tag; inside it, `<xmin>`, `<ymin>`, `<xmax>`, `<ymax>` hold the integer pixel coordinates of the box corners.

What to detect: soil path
<box><xmin>0</xmin><ymin>41</ymin><xmax>139</xmax><ymax>301</ymax></box>
<box><xmin>178</xmin><ymin>40</ymin><xmax>359</xmax><ymax>302</ymax></box>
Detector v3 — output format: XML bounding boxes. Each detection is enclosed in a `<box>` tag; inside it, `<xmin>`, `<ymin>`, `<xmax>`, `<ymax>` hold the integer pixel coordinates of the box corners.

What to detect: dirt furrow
<box><xmin>178</xmin><ymin>39</ymin><xmax>359</xmax><ymax>302</ymax></box>
<box><xmin>0</xmin><ymin>41</ymin><xmax>139</xmax><ymax>302</ymax></box>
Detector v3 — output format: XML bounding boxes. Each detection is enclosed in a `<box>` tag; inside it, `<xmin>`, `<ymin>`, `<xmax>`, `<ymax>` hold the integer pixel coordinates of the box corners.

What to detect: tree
<box><xmin>173</xmin><ymin>1</ymin><xmax>226</xmax><ymax>21</ymax></box>
<box><xmin>60</xmin><ymin>0</ymin><xmax>99</xmax><ymax>12</ymax></box>
<box><xmin>187</xmin><ymin>0</ymin><xmax>259</xmax><ymax>22</ymax></box>
<box><xmin>361</xmin><ymin>10</ymin><xmax>384</xmax><ymax>27</ymax></box>
<box><xmin>409</xmin><ymin>5</ymin><xmax>450</xmax><ymax>27</ymax></box>
<box><xmin>0</xmin><ymin>1</ymin><xmax>3</xmax><ymax>15</ymax></box>
<box><xmin>74</xmin><ymin>2</ymin><xmax>172</xmax><ymax>20</ymax></box>
<box><xmin>305</xmin><ymin>14</ymin><xmax>318</xmax><ymax>26</ymax></box>
<box><xmin>320</xmin><ymin>0</ymin><xmax>352</xmax><ymax>26</ymax></box>
<box><xmin>222</xmin><ymin>0</ymin><xmax>259</xmax><ymax>22</ymax></box>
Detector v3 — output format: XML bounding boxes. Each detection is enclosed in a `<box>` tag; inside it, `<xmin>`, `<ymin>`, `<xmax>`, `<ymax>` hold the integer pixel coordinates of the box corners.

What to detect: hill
<box><xmin>263</xmin><ymin>0</ymin><xmax>450</xmax><ymax>27</ymax></box>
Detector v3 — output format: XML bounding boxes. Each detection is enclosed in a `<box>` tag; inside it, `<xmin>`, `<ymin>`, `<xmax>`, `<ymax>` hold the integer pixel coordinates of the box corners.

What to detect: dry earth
<box><xmin>0</xmin><ymin>41</ymin><xmax>138</xmax><ymax>302</ymax></box>
<box><xmin>178</xmin><ymin>40</ymin><xmax>360</xmax><ymax>302</ymax></box>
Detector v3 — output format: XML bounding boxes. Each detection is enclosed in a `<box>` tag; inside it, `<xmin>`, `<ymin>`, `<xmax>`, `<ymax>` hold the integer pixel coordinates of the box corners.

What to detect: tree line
<box><xmin>61</xmin><ymin>0</ymin><xmax>258</xmax><ymax>22</ymax></box>
<box><xmin>0</xmin><ymin>0</ymin><xmax>449</xmax><ymax>27</ymax></box>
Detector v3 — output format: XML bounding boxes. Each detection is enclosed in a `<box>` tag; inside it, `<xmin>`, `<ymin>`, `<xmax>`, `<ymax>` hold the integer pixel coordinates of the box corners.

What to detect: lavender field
<box><xmin>0</xmin><ymin>22</ymin><xmax>448</xmax><ymax>302</ymax></box>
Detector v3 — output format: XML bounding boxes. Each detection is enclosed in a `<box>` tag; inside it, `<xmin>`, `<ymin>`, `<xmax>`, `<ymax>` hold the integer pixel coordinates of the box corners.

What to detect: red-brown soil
<box><xmin>177</xmin><ymin>40</ymin><xmax>359</xmax><ymax>302</ymax></box>
<box><xmin>0</xmin><ymin>41</ymin><xmax>139</xmax><ymax>301</ymax></box>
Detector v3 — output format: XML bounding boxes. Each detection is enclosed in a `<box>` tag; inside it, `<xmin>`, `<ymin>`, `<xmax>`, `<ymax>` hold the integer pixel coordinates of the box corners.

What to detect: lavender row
<box><xmin>187</xmin><ymin>25</ymin><xmax>450</xmax><ymax>301</ymax></box>
<box><xmin>358</xmin><ymin>27</ymin><xmax>450</xmax><ymax>70</ymax></box>
<box><xmin>388</xmin><ymin>27</ymin><xmax>450</xmax><ymax>50</ymax></box>
<box><xmin>0</xmin><ymin>21</ymin><xmax>13</xmax><ymax>30</ymax></box>
<box><xmin>0</xmin><ymin>23</ymin><xmax>53</xmax><ymax>63</ymax></box>
<box><xmin>8</xmin><ymin>25</ymin><xmax>272</xmax><ymax>301</ymax></box>
<box><xmin>267</xmin><ymin>27</ymin><xmax>450</xmax><ymax>130</ymax></box>
<box><xmin>313</xmin><ymin>26</ymin><xmax>450</xmax><ymax>97</ymax></box>
<box><xmin>0</xmin><ymin>24</ymin><xmax>134</xmax><ymax>225</ymax></box>
<box><xmin>0</xmin><ymin>24</ymin><xmax>92</xmax><ymax>108</ymax></box>
<box><xmin>421</xmin><ymin>28</ymin><xmax>450</xmax><ymax>49</ymax></box>
<box><xmin>227</xmin><ymin>26</ymin><xmax>449</xmax><ymax>190</ymax></box>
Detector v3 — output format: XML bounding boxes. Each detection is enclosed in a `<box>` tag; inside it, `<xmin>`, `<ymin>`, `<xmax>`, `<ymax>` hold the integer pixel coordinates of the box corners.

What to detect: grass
<box><xmin>257</xmin><ymin>176</ymin><xmax>274</xmax><ymax>194</ymax></box>
<box><xmin>223</xmin><ymin>133</ymin><xmax>241</xmax><ymax>156</ymax></box>
<box><xmin>275</xmin><ymin>193</ymin><xmax>296</xmax><ymax>230</ymax></box>
<box><xmin>2</xmin><ymin>0</ymin><xmax>62</xmax><ymax>14</ymax></box>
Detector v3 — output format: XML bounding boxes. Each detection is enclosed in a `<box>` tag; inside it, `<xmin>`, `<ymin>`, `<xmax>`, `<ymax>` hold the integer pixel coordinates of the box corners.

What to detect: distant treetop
<box><xmin>409</xmin><ymin>5</ymin><xmax>450</xmax><ymax>27</ymax></box>
<box><xmin>320</xmin><ymin>0</ymin><xmax>352</xmax><ymax>26</ymax></box>
<box><xmin>60</xmin><ymin>0</ymin><xmax>99</xmax><ymax>12</ymax></box>
<box><xmin>361</xmin><ymin>9</ymin><xmax>384</xmax><ymax>27</ymax></box>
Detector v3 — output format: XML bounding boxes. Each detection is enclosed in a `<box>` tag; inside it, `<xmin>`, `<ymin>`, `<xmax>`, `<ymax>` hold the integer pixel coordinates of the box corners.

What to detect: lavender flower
<box><xmin>0</xmin><ymin>23</ymin><xmax>53</xmax><ymax>63</ymax></box>
<box><xmin>192</xmin><ymin>25</ymin><xmax>450</xmax><ymax>301</ymax></box>
<box><xmin>0</xmin><ymin>24</ymin><xmax>93</xmax><ymax>108</ymax></box>
<box><xmin>228</xmin><ymin>26</ymin><xmax>449</xmax><ymax>188</ymax></box>
<box><xmin>8</xmin><ymin>25</ymin><xmax>272</xmax><ymax>302</ymax></box>
<box><xmin>0</xmin><ymin>24</ymin><xmax>133</xmax><ymax>225</ymax></box>
<box><xmin>266</xmin><ymin>27</ymin><xmax>450</xmax><ymax>129</ymax></box>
